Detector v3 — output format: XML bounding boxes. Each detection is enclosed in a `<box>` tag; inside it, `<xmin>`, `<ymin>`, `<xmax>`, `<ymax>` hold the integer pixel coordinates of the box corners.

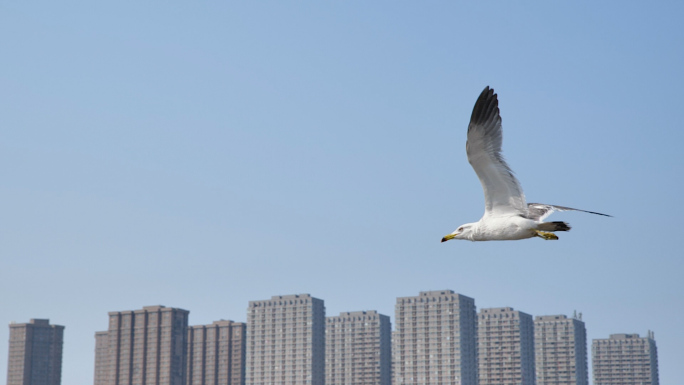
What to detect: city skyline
<box><xmin>2</xmin><ymin>2</ymin><xmax>683</xmax><ymax>385</ymax></box>
<box><xmin>6</xmin><ymin>294</ymin><xmax>659</xmax><ymax>385</ymax></box>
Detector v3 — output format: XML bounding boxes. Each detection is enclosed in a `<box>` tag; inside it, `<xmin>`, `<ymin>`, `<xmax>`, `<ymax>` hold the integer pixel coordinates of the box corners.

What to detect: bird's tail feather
<box><xmin>537</xmin><ymin>221</ymin><xmax>571</xmax><ymax>232</ymax></box>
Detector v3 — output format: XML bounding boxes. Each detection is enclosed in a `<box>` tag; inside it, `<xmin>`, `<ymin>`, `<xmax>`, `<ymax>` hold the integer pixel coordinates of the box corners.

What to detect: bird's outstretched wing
<box><xmin>526</xmin><ymin>203</ymin><xmax>612</xmax><ymax>221</ymax></box>
<box><xmin>466</xmin><ymin>86</ymin><xmax>526</xmax><ymax>216</ymax></box>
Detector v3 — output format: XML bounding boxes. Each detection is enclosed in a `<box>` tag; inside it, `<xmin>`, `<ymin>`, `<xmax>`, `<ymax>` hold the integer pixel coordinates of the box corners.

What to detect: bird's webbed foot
<box><xmin>535</xmin><ymin>230</ymin><xmax>559</xmax><ymax>240</ymax></box>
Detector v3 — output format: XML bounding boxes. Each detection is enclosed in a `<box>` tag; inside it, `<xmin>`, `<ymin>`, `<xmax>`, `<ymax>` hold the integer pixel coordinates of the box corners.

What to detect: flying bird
<box><xmin>441</xmin><ymin>86</ymin><xmax>610</xmax><ymax>242</ymax></box>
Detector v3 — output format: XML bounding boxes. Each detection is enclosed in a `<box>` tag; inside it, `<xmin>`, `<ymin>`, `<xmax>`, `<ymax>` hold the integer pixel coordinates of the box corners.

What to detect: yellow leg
<box><xmin>535</xmin><ymin>230</ymin><xmax>558</xmax><ymax>240</ymax></box>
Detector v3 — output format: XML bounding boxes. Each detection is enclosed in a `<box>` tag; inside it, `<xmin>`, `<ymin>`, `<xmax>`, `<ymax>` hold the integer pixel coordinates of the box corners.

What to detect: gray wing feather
<box><xmin>466</xmin><ymin>87</ymin><xmax>527</xmax><ymax>216</ymax></box>
<box><xmin>527</xmin><ymin>203</ymin><xmax>612</xmax><ymax>221</ymax></box>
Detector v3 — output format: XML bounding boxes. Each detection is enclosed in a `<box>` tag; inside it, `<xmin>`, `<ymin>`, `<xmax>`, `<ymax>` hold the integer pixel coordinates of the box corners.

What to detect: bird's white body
<box><xmin>441</xmin><ymin>87</ymin><xmax>609</xmax><ymax>243</ymax></box>
<box><xmin>450</xmin><ymin>215</ymin><xmax>538</xmax><ymax>242</ymax></box>
<box><xmin>474</xmin><ymin>216</ymin><xmax>538</xmax><ymax>241</ymax></box>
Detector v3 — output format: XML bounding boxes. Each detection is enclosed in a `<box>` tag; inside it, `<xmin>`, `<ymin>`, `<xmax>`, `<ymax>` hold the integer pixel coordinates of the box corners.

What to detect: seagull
<box><xmin>441</xmin><ymin>86</ymin><xmax>610</xmax><ymax>242</ymax></box>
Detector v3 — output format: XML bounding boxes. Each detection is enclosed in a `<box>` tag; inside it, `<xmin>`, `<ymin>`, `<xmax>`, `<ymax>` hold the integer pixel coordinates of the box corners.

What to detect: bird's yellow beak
<box><xmin>441</xmin><ymin>233</ymin><xmax>457</xmax><ymax>243</ymax></box>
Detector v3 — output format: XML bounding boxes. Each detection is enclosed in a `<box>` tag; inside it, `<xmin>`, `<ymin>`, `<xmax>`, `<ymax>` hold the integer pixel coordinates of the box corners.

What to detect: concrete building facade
<box><xmin>592</xmin><ymin>332</ymin><xmax>659</xmax><ymax>385</ymax></box>
<box><xmin>94</xmin><ymin>331</ymin><xmax>109</xmax><ymax>385</ymax></box>
<box><xmin>187</xmin><ymin>320</ymin><xmax>246</xmax><ymax>385</ymax></box>
<box><xmin>94</xmin><ymin>305</ymin><xmax>189</xmax><ymax>385</ymax></box>
<box><xmin>534</xmin><ymin>314</ymin><xmax>588</xmax><ymax>385</ymax></box>
<box><xmin>246</xmin><ymin>294</ymin><xmax>325</xmax><ymax>385</ymax></box>
<box><xmin>392</xmin><ymin>290</ymin><xmax>478</xmax><ymax>385</ymax></box>
<box><xmin>325</xmin><ymin>310</ymin><xmax>391</xmax><ymax>385</ymax></box>
<box><xmin>6</xmin><ymin>319</ymin><xmax>64</xmax><ymax>385</ymax></box>
<box><xmin>478</xmin><ymin>307</ymin><xmax>535</xmax><ymax>385</ymax></box>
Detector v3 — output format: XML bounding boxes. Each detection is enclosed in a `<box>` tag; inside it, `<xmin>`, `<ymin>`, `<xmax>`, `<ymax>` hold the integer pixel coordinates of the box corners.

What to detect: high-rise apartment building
<box><xmin>187</xmin><ymin>320</ymin><xmax>246</xmax><ymax>385</ymax></box>
<box><xmin>246</xmin><ymin>294</ymin><xmax>325</xmax><ymax>385</ymax></box>
<box><xmin>94</xmin><ymin>331</ymin><xmax>109</xmax><ymax>385</ymax></box>
<box><xmin>94</xmin><ymin>305</ymin><xmax>189</xmax><ymax>385</ymax></box>
<box><xmin>393</xmin><ymin>290</ymin><xmax>478</xmax><ymax>385</ymax></box>
<box><xmin>325</xmin><ymin>310</ymin><xmax>391</xmax><ymax>385</ymax></box>
<box><xmin>6</xmin><ymin>319</ymin><xmax>64</xmax><ymax>385</ymax></box>
<box><xmin>534</xmin><ymin>314</ymin><xmax>588</xmax><ymax>385</ymax></box>
<box><xmin>592</xmin><ymin>332</ymin><xmax>659</xmax><ymax>385</ymax></box>
<box><xmin>478</xmin><ymin>307</ymin><xmax>535</xmax><ymax>385</ymax></box>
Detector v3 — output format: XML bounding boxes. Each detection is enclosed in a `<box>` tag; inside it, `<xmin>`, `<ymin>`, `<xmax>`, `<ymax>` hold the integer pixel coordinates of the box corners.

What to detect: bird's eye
<box><xmin>458</xmin><ymin>227</ymin><xmax>464</xmax><ymax>232</ymax></box>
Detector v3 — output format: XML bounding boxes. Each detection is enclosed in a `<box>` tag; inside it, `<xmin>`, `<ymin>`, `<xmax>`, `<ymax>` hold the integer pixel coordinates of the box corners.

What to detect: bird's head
<box><xmin>441</xmin><ymin>223</ymin><xmax>476</xmax><ymax>242</ymax></box>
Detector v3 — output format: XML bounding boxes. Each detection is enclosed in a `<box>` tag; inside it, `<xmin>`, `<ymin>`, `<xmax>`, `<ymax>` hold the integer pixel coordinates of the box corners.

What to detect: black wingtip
<box><xmin>551</xmin><ymin>221</ymin><xmax>571</xmax><ymax>232</ymax></box>
<box><xmin>576</xmin><ymin>208</ymin><xmax>613</xmax><ymax>218</ymax></box>
<box><xmin>470</xmin><ymin>86</ymin><xmax>499</xmax><ymax>127</ymax></box>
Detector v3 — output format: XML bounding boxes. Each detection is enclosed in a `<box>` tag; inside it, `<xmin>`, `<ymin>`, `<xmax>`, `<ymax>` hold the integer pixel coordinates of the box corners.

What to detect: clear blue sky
<box><xmin>1</xmin><ymin>2</ymin><xmax>682</xmax><ymax>384</ymax></box>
